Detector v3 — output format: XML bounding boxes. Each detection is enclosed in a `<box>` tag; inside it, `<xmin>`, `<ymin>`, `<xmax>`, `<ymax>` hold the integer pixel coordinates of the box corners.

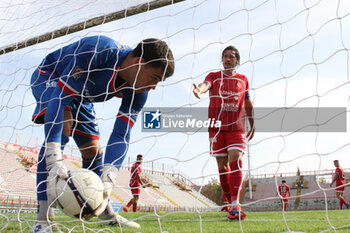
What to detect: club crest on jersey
<box><xmin>72</xmin><ymin>66</ymin><xmax>83</xmax><ymax>80</ymax></box>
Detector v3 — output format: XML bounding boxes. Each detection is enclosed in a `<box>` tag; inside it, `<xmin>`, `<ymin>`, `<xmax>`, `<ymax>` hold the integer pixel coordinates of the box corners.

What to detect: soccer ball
<box><xmin>54</xmin><ymin>168</ymin><xmax>105</xmax><ymax>218</ymax></box>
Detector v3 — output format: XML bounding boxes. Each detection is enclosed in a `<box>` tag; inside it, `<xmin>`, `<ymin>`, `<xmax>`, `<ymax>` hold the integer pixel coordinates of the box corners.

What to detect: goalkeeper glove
<box><xmin>45</xmin><ymin>142</ymin><xmax>68</xmax><ymax>207</ymax></box>
<box><xmin>90</xmin><ymin>164</ymin><xmax>119</xmax><ymax>217</ymax></box>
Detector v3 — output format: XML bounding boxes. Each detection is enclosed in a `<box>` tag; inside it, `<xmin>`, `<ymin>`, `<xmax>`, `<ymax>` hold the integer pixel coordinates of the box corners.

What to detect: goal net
<box><xmin>0</xmin><ymin>0</ymin><xmax>350</xmax><ymax>232</ymax></box>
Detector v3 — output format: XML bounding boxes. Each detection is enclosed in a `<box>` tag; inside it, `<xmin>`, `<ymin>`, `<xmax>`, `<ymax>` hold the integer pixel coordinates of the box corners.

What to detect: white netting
<box><xmin>1</xmin><ymin>0</ymin><xmax>350</xmax><ymax>232</ymax></box>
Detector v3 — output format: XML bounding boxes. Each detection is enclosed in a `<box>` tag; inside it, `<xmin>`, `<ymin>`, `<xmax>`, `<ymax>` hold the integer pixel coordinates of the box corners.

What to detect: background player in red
<box><xmin>193</xmin><ymin>45</ymin><xmax>254</xmax><ymax>220</ymax></box>
<box><xmin>330</xmin><ymin>160</ymin><xmax>349</xmax><ymax>209</ymax></box>
<box><xmin>277</xmin><ymin>180</ymin><xmax>290</xmax><ymax>211</ymax></box>
<box><xmin>123</xmin><ymin>154</ymin><xmax>145</xmax><ymax>212</ymax></box>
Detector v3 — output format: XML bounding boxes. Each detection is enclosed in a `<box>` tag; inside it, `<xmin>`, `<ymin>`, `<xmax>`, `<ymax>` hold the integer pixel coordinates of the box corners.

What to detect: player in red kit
<box><xmin>277</xmin><ymin>180</ymin><xmax>290</xmax><ymax>211</ymax></box>
<box><xmin>123</xmin><ymin>154</ymin><xmax>145</xmax><ymax>212</ymax></box>
<box><xmin>193</xmin><ymin>46</ymin><xmax>254</xmax><ymax>220</ymax></box>
<box><xmin>330</xmin><ymin>160</ymin><xmax>349</xmax><ymax>209</ymax></box>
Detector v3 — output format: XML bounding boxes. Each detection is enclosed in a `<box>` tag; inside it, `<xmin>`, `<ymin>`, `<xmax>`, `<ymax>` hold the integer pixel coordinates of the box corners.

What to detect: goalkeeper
<box><xmin>30</xmin><ymin>35</ymin><xmax>174</xmax><ymax>232</ymax></box>
<box><xmin>193</xmin><ymin>46</ymin><xmax>254</xmax><ymax>220</ymax></box>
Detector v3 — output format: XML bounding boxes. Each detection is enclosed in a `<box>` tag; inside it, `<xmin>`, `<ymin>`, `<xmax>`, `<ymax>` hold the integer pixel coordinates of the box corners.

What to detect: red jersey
<box><xmin>129</xmin><ymin>162</ymin><xmax>141</xmax><ymax>187</ymax></box>
<box><xmin>278</xmin><ymin>183</ymin><xmax>290</xmax><ymax>198</ymax></box>
<box><xmin>205</xmin><ymin>71</ymin><xmax>250</xmax><ymax>132</ymax></box>
<box><xmin>335</xmin><ymin>166</ymin><xmax>346</xmax><ymax>186</ymax></box>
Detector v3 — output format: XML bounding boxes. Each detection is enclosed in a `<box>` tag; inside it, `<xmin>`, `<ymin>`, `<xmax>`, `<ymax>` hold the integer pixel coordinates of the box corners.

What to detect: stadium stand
<box><xmin>0</xmin><ymin>142</ymin><xmax>217</xmax><ymax>213</ymax></box>
<box><xmin>242</xmin><ymin>171</ymin><xmax>350</xmax><ymax>211</ymax></box>
<box><xmin>3</xmin><ymin>141</ymin><xmax>348</xmax><ymax>213</ymax></box>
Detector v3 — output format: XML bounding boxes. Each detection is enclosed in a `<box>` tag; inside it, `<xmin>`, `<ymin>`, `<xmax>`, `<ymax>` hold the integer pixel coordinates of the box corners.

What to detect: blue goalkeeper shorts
<box><xmin>31</xmin><ymin>67</ymin><xmax>100</xmax><ymax>146</ymax></box>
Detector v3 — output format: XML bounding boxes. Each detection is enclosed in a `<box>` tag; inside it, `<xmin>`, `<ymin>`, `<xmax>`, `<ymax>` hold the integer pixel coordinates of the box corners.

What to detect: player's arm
<box><xmin>101</xmin><ymin>90</ymin><xmax>148</xmax><ymax>203</ymax></box>
<box><xmin>330</xmin><ymin>173</ymin><xmax>339</xmax><ymax>187</ymax></box>
<box><xmin>103</xmin><ymin>90</ymin><xmax>148</xmax><ymax>169</ymax></box>
<box><xmin>193</xmin><ymin>81</ymin><xmax>210</xmax><ymax>99</ymax></box>
<box><xmin>245</xmin><ymin>97</ymin><xmax>255</xmax><ymax>141</ymax></box>
<box><xmin>136</xmin><ymin>173</ymin><xmax>146</xmax><ymax>187</ymax></box>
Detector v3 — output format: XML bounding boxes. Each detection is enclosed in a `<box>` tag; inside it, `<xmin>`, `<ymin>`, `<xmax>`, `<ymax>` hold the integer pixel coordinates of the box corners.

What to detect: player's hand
<box><xmin>46</xmin><ymin>174</ymin><xmax>59</xmax><ymax>208</ymax></box>
<box><xmin>45</xmin><ymin>142</ymin><xmax>68</xmax><ymax>179</ymax></box>
<box><xmin>92</xmin><ymin>165</ymin><xmax>119</xmax><ymax>218</ymax></box>
<box><xmin>247</xmin><ymin>127</ymin><xmax>255</xmax><ymax>141</ymax></box>
<box><xmin>193</xmin><ymin>83</ymin><xmax>201</xmax><ymax>99</ymax></box>
<box><xmin>48</xmin><ymin>161</ymin><xmax>68</xmax><ymax>179</ymax></box>
<box><xmin>46</xmin><ymin>161</ymin><xmax>68</xmax><ymax>209</ymax></box>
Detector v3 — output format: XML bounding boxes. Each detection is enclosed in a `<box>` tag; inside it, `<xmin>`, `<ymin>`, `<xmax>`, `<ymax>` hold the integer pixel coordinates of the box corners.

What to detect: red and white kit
<box><xmin>205</xmin><ymin>71</ymin><xmax>250</xmax><ymax>156</ymax></box>
<box><xmin>335</xmin><ymin>166</ymin><xmax>346</xmax><ymax>192</ymax></box>
<box><xmin>129</xmin><ymin>163</ymin><xmax>142</xmax><ymax>195</ymax></box>
<box><xmin>278</xmin><ymin>183</ymin><xmax>290</xmax><ymax>202</ymax></box>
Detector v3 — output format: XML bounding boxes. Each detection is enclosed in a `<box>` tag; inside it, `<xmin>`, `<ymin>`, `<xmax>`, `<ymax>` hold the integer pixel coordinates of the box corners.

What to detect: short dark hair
<box><xmin>282</xmin><ymin>180</ymin><xmax>286</xmax><ymax>183</ymax></box>
<box><xmin>137</xmin><ymin>154</ymin><xmax>143</xmax><ymax>158</ymax></box>
<box><xmin>222</xmin><ymin>45</ymin><xmax>240</xmax><ymax>64</ymax></box>
<box><xmin>334</xmin><ymin>160</ymin><xmax>339</xmax><ymax>163</ymax></box>
<box><xmin>131</xmin><ymin>38</ymin><xmax>175</xmax><ymax>78</ymax></box>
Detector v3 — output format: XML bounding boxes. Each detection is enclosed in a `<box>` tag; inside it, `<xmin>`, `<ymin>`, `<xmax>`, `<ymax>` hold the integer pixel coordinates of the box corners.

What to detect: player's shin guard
<box><xmin>229</xmin><ymin>160</ymin><xmax>243</xmax><ymax>203</ymax></box>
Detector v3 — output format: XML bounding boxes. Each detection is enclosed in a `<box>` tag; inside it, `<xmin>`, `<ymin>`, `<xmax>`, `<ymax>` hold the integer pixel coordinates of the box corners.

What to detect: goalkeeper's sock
<box><xmin>82</xmin><ymin>152</ymin><xmax>103</xmax><ymax>177</ymax></box>
<box><xmin>229</xmin><ymin>160</ymin><xmax>243</xmax><ymax>202</ymax></box>
<box><xmin>36</xmin><ymin>200</ymin><xmax>50</xmax><ymax>220</ymax></box>
<box><xmin>61</xmin><ymin>134</ymin><xmax>69</xmax><ymax>151</ymax></box>
<box><xmin>219</xmin><ymin>168</ymin><xmax>231</xmax><ymax>203</ymax></box>
<box><xmin>37</xmin><ymin>145</ymin><xmax>47</xmax><ymax>201</ymax></box>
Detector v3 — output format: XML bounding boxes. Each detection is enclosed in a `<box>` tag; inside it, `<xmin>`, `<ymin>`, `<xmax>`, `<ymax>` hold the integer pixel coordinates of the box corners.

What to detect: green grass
<box><xmin>1</xmin><ymin>209</ymin><xmax>350</xmax><ymax>232</ymax></box>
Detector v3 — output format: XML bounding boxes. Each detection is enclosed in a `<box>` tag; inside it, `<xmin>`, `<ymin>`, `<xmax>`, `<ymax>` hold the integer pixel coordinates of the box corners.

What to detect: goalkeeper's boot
<box><xmin>33</xmin><ymin>221</ymin><xmax>51</xmax><ymax>233</ymax></box>
<box><xmin>33</xmin><ymin>221</ymin><xmax>63</xmax><ymax>233</ymax></box>
<box><xmin>100</xmin><ymin>213</ymin><xmax>141</xmax><ymax>228</ymax></box>
<box><xmin>227</xmin><ymin>205</ymin><xmax>246</xmax><ymax>220</ymax></box>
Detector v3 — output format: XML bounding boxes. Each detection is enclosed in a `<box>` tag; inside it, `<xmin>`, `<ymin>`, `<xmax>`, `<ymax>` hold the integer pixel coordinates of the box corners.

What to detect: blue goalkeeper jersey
<box><xmin>40</xmin><ymin>35</ymin><xmax>133</xmax><ymax>103</ymax></box>
<box><xmin>35</xmin><ymin>35</ymin><xmax>147</xmax><ymax>167</ymax></box>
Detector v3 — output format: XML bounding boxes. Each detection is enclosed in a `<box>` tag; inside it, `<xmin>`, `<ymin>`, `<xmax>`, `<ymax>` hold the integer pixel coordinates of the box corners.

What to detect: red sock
<box><xmin>219</xmin><ymin>168</ymin><xmax>231</xmax><ymax>203</ymax></box>
<box><xmin>284</xmin><ymin>203</ymin><xmax>288</xmax><ymax>211</ymax></box>
<box><xmin>229</xmin><ymin>160</ymin><xmax>243</xmax><ymax>202</ymax></box>
<box><xmin>132</xmin><ymin>205</ymin><xmax>138</xmax><ymax>212</ymax></box>
<box><xmin>126</xmin><ymin>200</ymin><xmax>132</xmax><ymax>208</ymax></box>
<box><xmin>340</xmin><ymin>197</ymin><xmax>346</xmax><ymax>209</ymax></box>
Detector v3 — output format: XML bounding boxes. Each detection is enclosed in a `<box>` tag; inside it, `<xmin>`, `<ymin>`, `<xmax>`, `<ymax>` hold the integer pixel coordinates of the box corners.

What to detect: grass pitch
<box><xmin>1</xmin><ymin>209</ymin><xmax>350</xmax><ymax>232</ymax></box>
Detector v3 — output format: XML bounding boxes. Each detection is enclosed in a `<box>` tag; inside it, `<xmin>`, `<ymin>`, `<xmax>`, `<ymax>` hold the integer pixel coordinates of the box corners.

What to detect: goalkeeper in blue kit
<box><xmin>30</xmin><ymin>35</ymin><xmax>174</xmax><ymax>232</ymax></box>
